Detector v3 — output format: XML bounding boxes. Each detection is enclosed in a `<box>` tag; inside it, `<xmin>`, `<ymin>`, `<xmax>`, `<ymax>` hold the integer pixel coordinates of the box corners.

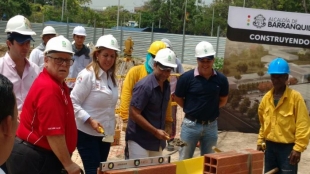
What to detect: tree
<box><xmin>239</xmin><ymin>102</ymin><xmax>248</xmax><ymax>114</ymax></box>
<box><xmin>257</xmin><ymin>71</ymin><xmax>265</xmax><ymax>79</ymax></box>
<box><xmin>242</xmin><ymin>97</ymin><xmax>251</xmax><ymax>107</ymax></box>
<box><xmin>236</xmin><ymin>63</ymin><xmax>248</xmax><ymax>73</ymax></box>
<box><xmin>234</xmin><ymin>73</ymin><xmax>242</xmax><ymax>84</ymax></box>
<box><xmin>247</xmin><ymin>103</ymin><xmax>259</xmax><ymax>120</ymax></box>
<box><xmin>222</xmin><ymin>67</ymin><xmax>230</xmax><ymax>75</ymax></box>
<box><xmin>230</xmin><ymin>97</ymin><xmax>240</xmax><ymax>109</ymax></box>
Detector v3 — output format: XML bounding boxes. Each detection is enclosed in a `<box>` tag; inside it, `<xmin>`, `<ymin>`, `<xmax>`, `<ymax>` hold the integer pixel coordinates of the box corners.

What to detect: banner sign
<box><xmin>227</xmin><ymin>7</ymin><xmax>310</xmax><ymax>48</ymax></box>
<box><xmin>218</xmin><ymin>7</ymin><xmax>310</xmax><ymax>133</ymax></box>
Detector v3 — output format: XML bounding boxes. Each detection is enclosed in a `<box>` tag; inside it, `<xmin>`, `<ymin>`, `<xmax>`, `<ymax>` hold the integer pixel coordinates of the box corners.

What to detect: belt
<box><xmin>185</xmin><ymin>114</ymin><xmax>217</xmax><ymax>125</ymax></box>
<box><xmin>15</xmin><ymin>137</ymin><xmax>52</xmax><ymax>154</ymax></box>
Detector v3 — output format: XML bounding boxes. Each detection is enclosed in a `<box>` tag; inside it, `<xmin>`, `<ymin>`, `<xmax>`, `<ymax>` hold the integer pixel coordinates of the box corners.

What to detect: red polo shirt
<box><xmin>17</xmin><ymin>69</ymin><xmax>77</xmax><ymax>153</ymax></box>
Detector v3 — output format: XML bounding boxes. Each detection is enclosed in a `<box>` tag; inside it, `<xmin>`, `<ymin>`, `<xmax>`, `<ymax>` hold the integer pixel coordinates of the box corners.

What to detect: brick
<box><xmin>251</xmin><ymin>168</ymin><xmax>264</xmax><ymax>174</ymax></box>
<box><xmin>243</xmin><ymin>149</ymin><xmax>264</xmax><ymax>161</ymax></box>
<box><xmin>211</xmin><ymin>153</ymin><xmax>250</xmax><ymax>166</ymax></box>
<box><xmin>204</xmin><ymin>151</ymin><xmax>238</xmax><ymax>165</ymax></box>
<box><xmin>252</xmin><ymin>160</ymin><xmax>263</xmax><ymax>170</ymax></box>
<box><xmin>216</xmin><ymin>163</ymin><xmax>250</xmax><ymax>174</ymax></box>
<box><xmin>103</xmin><ymin>163</ymin><xmax>176</xmax><ymax>174</ymax></box>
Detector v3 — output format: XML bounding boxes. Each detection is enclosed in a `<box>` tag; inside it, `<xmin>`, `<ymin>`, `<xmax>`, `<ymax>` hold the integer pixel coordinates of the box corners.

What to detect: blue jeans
<box><xmin>77</xmin><ymin>130</ymin><xmax>111</xmax><ymax>174</ymax></box>
<box><xmin>179</xmin><ymin>118</ymin><xmax>218</xmax><ymax>160</ymax></box>
<box><xmin>265</xmin><ymin>141</ymin><xmax>297</xmax><ymax>174</ymax></box>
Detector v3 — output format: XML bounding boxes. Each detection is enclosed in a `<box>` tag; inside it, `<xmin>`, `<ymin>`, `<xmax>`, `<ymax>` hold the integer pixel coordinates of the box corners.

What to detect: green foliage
<box><xmin>213</xmin><ymin>57</ymin><xmax>224</xmax><ymax>71</ymax></box>
<box><xmin>3</xmin><ymin>0</ymin><xmax>310</xmax><ymax>35</ymax></box>
<box><xmin>0</xmin><ymin>0</ymin><xmax>32</xmax><ymax>19</ymax></box>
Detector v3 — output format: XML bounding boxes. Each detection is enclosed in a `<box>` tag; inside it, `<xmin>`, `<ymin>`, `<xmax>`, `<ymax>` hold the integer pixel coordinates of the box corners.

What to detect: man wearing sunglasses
<box><xmin>174</xmin><ymin>41</ymin><xmax>229</xmax><ymax>160</ymax></box>
<box><xmin>126</xmin><ymin>48</ymin><xmax>177</xmax><ymax>159</ymax></box>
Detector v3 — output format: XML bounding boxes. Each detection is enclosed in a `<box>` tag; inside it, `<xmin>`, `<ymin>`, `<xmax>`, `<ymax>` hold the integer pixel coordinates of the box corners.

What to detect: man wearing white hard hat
<box><xmin>174</xmin><ymin>41</ymin><xmax>229</xmax><ymax>160</ymax></box>
<box><xmin>70</xmin><ymin>34</ymin><xmax>119</xmax><ymax>174</ymax></box>
<box><xmin>0</xmin><ymin>15</ymin><xmax>39</xmax><ymax>114</ymax></box>
<box><xmin>29</xmin><ymin>26</ymin><xmax>57</xmax><ymax>71</ymax></box>
<box><xmin>161</xmin><ymin>38</ymin><xmax>184</xmax><ymax>151</ymax></box>
<box><xmin>126</xmin><ymin>48</ymin><xmax>177</xmax><ymax>159</ymax></box>
<box><xmin>66</xmin><ymin>26</ymin><xmax>91</xmax><ymax>91</ymax></box>
<box><xmin>6</xmin><ymin>35</ymin><xmax>82</xmax><ymax>174</ymax></box>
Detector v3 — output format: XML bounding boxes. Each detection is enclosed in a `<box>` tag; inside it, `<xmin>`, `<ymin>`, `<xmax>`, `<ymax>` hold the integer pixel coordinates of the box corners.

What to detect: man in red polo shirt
<box><xmin>6</xmin><ymin>36</ymin><xmax>81</xmax><ymax>174</ymax></box>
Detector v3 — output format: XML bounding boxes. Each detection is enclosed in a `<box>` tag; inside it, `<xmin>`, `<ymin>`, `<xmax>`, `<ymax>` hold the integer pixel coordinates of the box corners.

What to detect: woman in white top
<box><xmin>70</xmin><ymin>34</ymin><xmax>119</xmax><ymax>174</ymax></box>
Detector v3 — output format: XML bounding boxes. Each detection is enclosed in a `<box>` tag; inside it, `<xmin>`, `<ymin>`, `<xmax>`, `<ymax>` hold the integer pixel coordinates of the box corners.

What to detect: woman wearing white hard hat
<box><xmin>70</xmin><ymin>34</ymin><xmax>119</xmax><ymax>174</ymax></box>
<box><xmin>6</xmin><ymin>35</ymin><xmax>82</xmax><ymax>174</ymax></box>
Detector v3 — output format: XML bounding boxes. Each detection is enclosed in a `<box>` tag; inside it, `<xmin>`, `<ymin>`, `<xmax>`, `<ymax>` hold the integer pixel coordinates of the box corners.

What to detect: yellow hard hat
<box><xmin>147</xmin><ymin>41</ymin><xmax>166</xmax><ymax>55</ymax></box>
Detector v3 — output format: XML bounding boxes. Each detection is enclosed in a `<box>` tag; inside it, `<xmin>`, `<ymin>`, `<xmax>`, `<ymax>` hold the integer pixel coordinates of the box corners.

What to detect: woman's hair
<box><xmin>0</xmin><ymin>74</ymin><xmax>16</xmax><ymax>123</ymax></box>
<box><xmin>87</xmin><ymin>47</ymin><xmax>118</xmax><ymax>87</ymax></box>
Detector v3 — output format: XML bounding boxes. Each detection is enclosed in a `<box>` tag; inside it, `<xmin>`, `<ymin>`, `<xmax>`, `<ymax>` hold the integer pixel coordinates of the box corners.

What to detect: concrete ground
<box><xmin>71</xmin><ymin>106</ymin><xmax>310</xmax><ymax>174</ymax></box>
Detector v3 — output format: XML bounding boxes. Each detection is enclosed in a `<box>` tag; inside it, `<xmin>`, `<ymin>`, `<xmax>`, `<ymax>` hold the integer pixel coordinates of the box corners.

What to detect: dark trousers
<box><xmin>77</xmin><ymin>130</ymin><xmax>111</xmax><ymax>174</ymax></box>
<box><xmin>6</xmin><ymin>138</ymin><xmax>64</xmax><ymax>174</ymax></box>
<box><xmin>265</xmin><ymin>140</ymin><xmax>298</xmax><ymax>174</ymax></box>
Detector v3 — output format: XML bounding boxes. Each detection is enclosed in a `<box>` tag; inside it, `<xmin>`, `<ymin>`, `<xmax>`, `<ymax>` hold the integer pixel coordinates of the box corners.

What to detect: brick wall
<box><xmin>204</xmin><ymin>149</ymin><xmax>264</xmax><ymax>174</ymax></box>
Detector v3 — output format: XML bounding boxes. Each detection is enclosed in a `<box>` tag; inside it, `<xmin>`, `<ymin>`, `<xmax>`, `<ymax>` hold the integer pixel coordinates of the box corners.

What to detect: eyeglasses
<box><xmin>47</xmin><ymin>56</ymin><xmax>74</xmax><ymax>66</ymax></box>
<box><xmin>157</xmin><ymin>63</ymin><xmax>174</xmax><ymax>72</ymax></box>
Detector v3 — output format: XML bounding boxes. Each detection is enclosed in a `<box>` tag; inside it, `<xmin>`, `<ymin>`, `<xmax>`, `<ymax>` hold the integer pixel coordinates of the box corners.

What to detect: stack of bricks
<box><xmin>101</xmin><ymin>163</ymin><xmax>176</xmax><ymax>174</ymax></box>
<box><xmin>204</xmin><ymin>149</ymin><xmax>264</xmax><ymax>174</ymax></box>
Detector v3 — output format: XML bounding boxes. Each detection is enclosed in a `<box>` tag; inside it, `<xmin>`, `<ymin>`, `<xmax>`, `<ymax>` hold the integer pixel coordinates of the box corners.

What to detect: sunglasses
<box><xmin>157</xmin><ymin>63</ymin><xmax>174</xmax><ymax>72</ymax></box>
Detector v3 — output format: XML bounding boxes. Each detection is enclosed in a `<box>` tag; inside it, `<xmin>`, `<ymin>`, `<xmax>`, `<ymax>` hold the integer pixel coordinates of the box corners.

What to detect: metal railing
<box><xmin>0</xmin><ymin>21</ymin><xmax>226</xmax><ymax>65</ymax></box>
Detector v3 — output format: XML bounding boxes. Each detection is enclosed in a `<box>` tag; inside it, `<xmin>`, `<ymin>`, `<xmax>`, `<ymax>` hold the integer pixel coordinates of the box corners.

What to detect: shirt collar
<box><xmin>267</xmin><ymin>86</ymin><xmax>289</xmax><ymax>99</ymax></box>
<box><xmin>194</xmin><ymin>67</ymin><xmax>217</xmax><ymax>77</ymax></box>
<box><xmin>97</xmin><ymin>67</ymin><xmax>111</xmax><ymax>77</ymax></box>
<box><xmin>150</xmin><ymin>73</ymin><xmax>169</xmax><ymax>89</ymax></box>
<box><xmin>4</xmin><ymin>52</ymin><xmax>31</xmax><ymax>68</ymax></box>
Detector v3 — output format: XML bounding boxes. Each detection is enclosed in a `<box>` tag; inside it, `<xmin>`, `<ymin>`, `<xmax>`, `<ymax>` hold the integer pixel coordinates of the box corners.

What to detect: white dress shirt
<box><xmin>70</xmin><ymin>67</ymin><xmax>118</xmax><ymax>136</ymax></box>
<box><xmin>0</xmin><ymin>53</ymin><xmax>40</xmax><ymax>111</ymax></box>
<box><xmin>29</xmin><ymin>48</ymin><xmax>45</xmax><ymax>71</ymax></box>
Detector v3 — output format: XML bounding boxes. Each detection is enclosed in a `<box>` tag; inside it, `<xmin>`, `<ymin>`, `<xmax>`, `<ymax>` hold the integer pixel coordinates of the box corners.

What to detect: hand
<box><xmin>164</xmin><ymin>122</ymin><xmax>173</xmax><ymax>136</ymax></box>
<box><xmin>154</xmin><ymin>129</ymin><xmax>170</xmax><ymax>140</ymax></box>
<box><xmin>64</xmin><ymin>162</ymin><xmax>81</xmax><ymax>174</ymax></box>
<box><xmin>87</xmin><ymin>117</ymin><xmax>103</xmax><ymax>133</ymax></box>
<box><xmin>289</xmin><ymin>150</ymin><xmax>301</xmax><ymax>165</ymax></box>
<box><xmin>257</xmin><ymin>145</ymin><xmax>265</xmax><ymax>152</ymax></box>
<box><xmin>97</xmin><ymin>167</ymin><xmax>102</xmax><ymax>174</ymax></box>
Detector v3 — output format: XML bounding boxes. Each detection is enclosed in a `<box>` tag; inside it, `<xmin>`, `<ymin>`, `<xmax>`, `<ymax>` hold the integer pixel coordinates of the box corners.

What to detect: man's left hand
<box><xmin>289</xmin><ymin>150</ymin><xmax>301</xmax><ymax>165</ymax></box>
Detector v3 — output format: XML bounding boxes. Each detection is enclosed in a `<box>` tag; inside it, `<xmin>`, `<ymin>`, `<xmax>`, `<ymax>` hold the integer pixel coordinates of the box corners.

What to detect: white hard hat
<box><xmin>5</xmin><ymin>15</ymin><xmax>36</xmax><ymax>35</ymax></box>
<box><xmin>161</xmin><ymin>38</ymin><xmax>173</xmax><ymax>50</ymax></box>
<box><xmin>95</xmin><ymin>34</ymin><xmax>120</xmax><ymax>51</ymax></box>
<box><xmin>72</xmin><ymin>26</ymin><xmax>87</xmax><ymax>36</ymax></box>
<box><xmin>44</xmin><ymin>35</ymin><xmax>74</xmax><ymax>55</ymax></box>
<box><xmin>154</xmin><ymin>48</ymin><xmax>177</xmax><ymax>68</ymax></box>
<box><xmin>195</xmin><ymin>41</ymin><xmax>216</xmax><ymax>58</ymax></box>
<box><xmin>40</xmin><ymin>26</ymin><xmax>57</xmax><ymax>37</ymax></box>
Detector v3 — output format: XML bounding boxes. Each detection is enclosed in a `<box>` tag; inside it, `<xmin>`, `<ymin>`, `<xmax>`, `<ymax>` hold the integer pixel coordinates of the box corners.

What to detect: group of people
<box><xmin>0</xmin><ymin>15</ymin><xmax>117</xmax><ymax>174</ymax></box>
<box><xmin>0</xmin><ymin>14</ymin><xmax>309</xmax><ymax>174</ymax></box>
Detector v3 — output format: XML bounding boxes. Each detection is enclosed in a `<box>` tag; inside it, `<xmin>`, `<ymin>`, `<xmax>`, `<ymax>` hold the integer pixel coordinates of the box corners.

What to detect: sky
<box><xmin>86</xmin><ymin>0</ymin><xmax>213</xmax><ymax>11</ymax></box>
